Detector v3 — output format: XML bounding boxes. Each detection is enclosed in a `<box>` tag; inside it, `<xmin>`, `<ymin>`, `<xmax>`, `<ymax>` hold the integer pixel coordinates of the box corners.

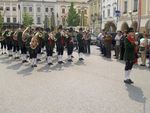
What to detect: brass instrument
<box><xmin>13</xmin><ymin>30</ymin><xmax>18</xmax><ymax>41</ymax></box>
<box><xmin>30</xmin><ymin>32</ymin><xmax>40</xmax><ymax>49</ymax></box>
<box><xmin>22</xmin><ymin>27</ymin><xmax>30</xmax><ymax>42</ymax></box>
<box><xmin>0</xmin><ymin>31</ymin><xmax>5</xmax><ymax>41</ymax></box>
<box><xmin>48</xmin><ymin>31</ymin><xmax>56</xmax><ymax>41</ymax></box>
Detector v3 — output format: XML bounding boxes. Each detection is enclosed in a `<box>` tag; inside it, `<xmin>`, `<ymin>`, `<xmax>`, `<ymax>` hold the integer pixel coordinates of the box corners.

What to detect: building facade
<box><xmin>118</xmin><ymin>0</ymin><xmax>150</xmax><ymax>35</ymax></box>
<box><xmin>101</xmin><ymin>0</ymin><xmax>118</xmax><ymax>32</ymax></box>
<box><xmin>0</xmin><ymin>0</ymin><xmax>89</xmax><ymax>28</ymax></box>
<box><xmin>88</xmin><ymin>0</ymin><xmax>101</xmax><ymax>34</ymax></box>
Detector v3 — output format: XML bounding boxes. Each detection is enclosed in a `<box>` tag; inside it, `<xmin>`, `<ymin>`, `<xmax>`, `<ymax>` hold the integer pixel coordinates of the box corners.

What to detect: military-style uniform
<box><xmin>12</xmin><ymin>30</ymin><xmax>20</xmax><ymax>59</ymax></box>
<box><xmin>18</xmin><ymin>29</ymin><xmax>27</xmax><ymax>63</ymax></box>
<box><xmin>55</xmin><ymin>31</ymin><xmax>65</xmax><ymax>64</ymax></box>
<box><xmin>0</xmin><ymin>30</ymin><xmax>7</xmax><ymax>54</ymax></box>
<box><xmin>66</xmin><ymin>33</ymin><xmax>74</xmax><ymax>62</ymax></box>
<box><xmin>44</xmin><ymin>31</ymin><xmax>55</xmax><ymax>65</ymax></box>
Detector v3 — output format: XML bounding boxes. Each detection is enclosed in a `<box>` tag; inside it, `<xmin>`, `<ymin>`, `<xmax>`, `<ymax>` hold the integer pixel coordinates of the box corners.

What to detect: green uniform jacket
<box><xmin>17</xmin><ymin>31</ymin><xmax>23</xmax><ymax>47</ymax></box>
<box><xmin>77</xmin><ymin>33</ymin><xmax>84</xmax><ymax>46</ymax></box>
<box><xmin>124</xmin><ymin>38</ymin><xmax>135</xmax><ymax>61</ymax></box>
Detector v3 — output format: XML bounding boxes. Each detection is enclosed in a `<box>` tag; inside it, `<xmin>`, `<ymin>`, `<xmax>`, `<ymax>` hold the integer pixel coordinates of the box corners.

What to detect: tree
<box><xmin>22</xmin><ymin>12</ymin><xmax>33</xmax><ymax>27</ymax></box>
<box><xmin>0</xmin><ymin>12</ymin><xmax>4</xmax><ymax>29</ymax></box>
<box><xmin>67</xmin><ymin>2</ymin><xmax>80</xmax><ymax>26</ymax></box>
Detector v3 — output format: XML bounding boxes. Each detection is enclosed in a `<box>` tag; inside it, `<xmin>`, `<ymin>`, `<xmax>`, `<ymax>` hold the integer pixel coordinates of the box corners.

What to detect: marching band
<box><xmin>0</xmin><ymin>25</ymin><xmax>87</xmax><ymax>68</ymax></box>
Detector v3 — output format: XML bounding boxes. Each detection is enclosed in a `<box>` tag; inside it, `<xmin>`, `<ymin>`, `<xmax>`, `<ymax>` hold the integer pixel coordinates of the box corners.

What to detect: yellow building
<box><xmin>118</xmin><ymin>0</ymin><xmax>150</xmax><ymax>35</ymax></box>
<box><xmin>88</xmin><ymin>0</ymin><xmax>101</xmax><ymax>34</ymax></box>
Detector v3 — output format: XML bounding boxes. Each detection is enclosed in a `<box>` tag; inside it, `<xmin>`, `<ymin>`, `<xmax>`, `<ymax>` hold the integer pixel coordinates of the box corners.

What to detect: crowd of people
<box><xmin>98</xmin><ymin>27</ymin><xmax>150</xmax><ymax>84</ymax></box>
<box><xmin>0</xmin><ymin>25</ymin><xmax>91</xmax><ymax>67</ymax></box>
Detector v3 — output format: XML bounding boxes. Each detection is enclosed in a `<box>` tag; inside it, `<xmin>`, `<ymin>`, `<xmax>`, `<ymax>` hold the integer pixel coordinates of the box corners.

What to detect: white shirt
<box><xmin>115</xmin><ymin>34</ymin><xmax>122</xmax><ymax>46</ymax></box>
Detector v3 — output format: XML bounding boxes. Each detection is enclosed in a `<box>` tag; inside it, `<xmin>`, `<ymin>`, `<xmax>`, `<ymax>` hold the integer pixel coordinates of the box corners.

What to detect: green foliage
<box><xmin>22</xmin><ymin>12</ymin><xmax>33</xmax><ymax>27</ymax></box>
<box><xmin>0</xmin><ymin>12</ymin><xmax>4</xmax><ymax>29</ymax></box>
<box><xmin>67</xmin><ymin>2</ymin><xmax>80</xmax><ymax>26</ymax></box>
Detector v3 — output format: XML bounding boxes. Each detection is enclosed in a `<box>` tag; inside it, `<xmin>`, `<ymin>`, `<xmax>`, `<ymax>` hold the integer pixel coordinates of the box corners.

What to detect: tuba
<box><xmin>30</xmin><ymin>32</ymin><xmax>40</xmax><ymax>49</ymax></box>
<box><xmin>13</xmin><ymin>30</ymin><xmax>18</xmax><ymax>41</ymax></box>
<box><xmin>48</xmin><ymin>31</ymin><xmax>56</xmax><ymax>41</ymax></box>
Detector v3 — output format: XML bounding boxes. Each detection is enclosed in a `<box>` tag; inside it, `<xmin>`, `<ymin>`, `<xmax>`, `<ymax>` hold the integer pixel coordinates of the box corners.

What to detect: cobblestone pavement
<box><xmin>0</xmin><ymin>46</ymin><xmax>150</xmax><ymax>113</ymax></box>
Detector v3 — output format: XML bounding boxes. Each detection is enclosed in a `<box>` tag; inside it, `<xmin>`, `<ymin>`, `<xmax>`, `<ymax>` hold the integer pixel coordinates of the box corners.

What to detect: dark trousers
<box><xmin>57</xmin><ymin>46</ymin><xmax>64</xmax><ymax>55</ymax></box>
<box><xmin>106</xmin><ymin>45</ymin><xmax>111</xmax><ymax>58</ymax></box>
<box><xmin>125</xmin><ymin>60</ymin><xmax>134</xmax><ymax>71</ymax></box>
<box><xmin>84</xmin><ymin>40</ymin><xmax>91</xmax><ymax>54</ymax></box>
<box><xmin>13</xmin><ymin>41</ymin><xmax>20</xmax><ymax>52</ymax></box>
<box><xmin>29</xmin><ymin>48</ymin><xmax>37</xmax><ymax>59</ymax></box>
<box><xmin>7</xmin><ymin>41</ymin><xmax>13</xmax><ymax>50</ymax></box>
<box><xmin>67</xmin><ymin>45</ymin><xmax>74</xmax><ymax>55</ymax></box>
<box><xmin>120</xmin><ymin>46</ymin><xmax>125</xmax><ymax>60</ymax></box>
<box><xmin>46</xmin><ymin>47</ymin><xmax>53</xmax><ymax>56</ymax></box>
<box><xmin>0</xmin><ymin>40</ymin><xmax>6</xmax><ymax>49</ymax></box>
<box><xmin>21</xmin><ymin>46</ymin><xmax>27</xmax><ymax>54</ymax></box>
<box><xmin>78</xmin><ymin>45</ymin><xmax>84</xmax><ymax>53</ymax></box>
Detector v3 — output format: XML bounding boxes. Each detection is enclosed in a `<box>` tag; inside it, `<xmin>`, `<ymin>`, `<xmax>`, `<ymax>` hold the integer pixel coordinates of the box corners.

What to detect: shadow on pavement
<box><xmin>17</xmin><ymin>66</ymin><xmax>34</xmax><ymax>76</ymax></box>
<box><xmin>74</xmin><ymin>60</ymin><xmax>86</xmax><ymax>66</ymax></box>
<box><xmin>49</xmin><ymin>63</ymin><xmax>64</xmax><ymax>71</ymax></box>
<box><xmin>125</xmin><ymin>84</ymin><xmax>146</xmax><ymax>103</ymax></box>
<box><xmin>37</xmin><ymin>64</ymin><xmax>51</xmax><ymax>72</ymax></box>
<box><xmin>7</xmin><ymin>62</ymin><xmax>22</xmax><ymax>70</ymax></box>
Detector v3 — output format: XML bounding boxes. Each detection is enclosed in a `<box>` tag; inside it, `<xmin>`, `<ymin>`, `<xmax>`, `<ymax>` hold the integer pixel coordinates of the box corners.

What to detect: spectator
<box><xmin>115</xmin><ymin>31</ymin><xmax>122</xmax><ymax>59</ymax></box>
<box><xmin>120</xmin><ymin>31</ymin><xmax>127</xmax><ymax>60</ymax></box>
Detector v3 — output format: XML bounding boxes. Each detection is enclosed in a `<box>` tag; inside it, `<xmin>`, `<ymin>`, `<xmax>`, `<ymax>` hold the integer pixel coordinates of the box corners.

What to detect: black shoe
<box><xmin>1</xmin><ymin>52</ymin><xmax>3</xmax><ymax>55</ymax></box>
<box><xmin>48</xmin><ymin>63</ymin><xmax>53</xmax><ymax>65</ymax></box>
<box><xmin>68</xmin><ymin>59</ymin><xmax>73</xmax><ymax>62</ymax></box>
<box><xmin>140</xmin><ymin>64</ymin><xmax>146</xmax><ymax>66</ymax></box>
<box><xmin>22</xmin><ymin>60</ymin><xmax>28</xmax><ymax>63</ymax></box>
<box><xmin>8</xmin><ymin>54</ymin><xmax>13</xmax><ymax>57</ymax></box>
<box><xmin>31</xmin><ymin>65</ymin><xmax>34</xmax><ymax>68</ymax></box>
<box><xmin>79</xmin><ymin>58</ymin><xmax>84</xmax><ymax>61</ymax></box>
<box><xmin>71</xmin><ymin>56</ymin><xmax>74</xmax><ymax>58</ymax></box>
<box><xmin>37</xmin><ymin>59</ymin><xmax>41</xmax><ymax>62</ymax></box>
<box><xmin>14</xmin><ymin>57</ymin><xmax>19</xmax><ymax>59</ymax></box>
<box><xmin>124</xmin><ymin>79</ymin><xmax>131</xmax><ymax>84</ymax></box>
<box><xmin>128</xmin><ymin>79</ymin><xmax>134</xmax><ymax>84</ymax></box>
<box><xmin>4</xmin><ymin>52</ymin><xmax>7</xmax><ymax>54</ymax></box>
<box><xmin>34</xmin><ymin>64</ymin><xmax>37</xmax><ymax>67</ymax></box>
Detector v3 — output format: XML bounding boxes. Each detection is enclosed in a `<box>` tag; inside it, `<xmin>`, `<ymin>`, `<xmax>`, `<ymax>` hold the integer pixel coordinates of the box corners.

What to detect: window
<box><xmin>107</xmin><ymin>9</ymin><xmax>110</xmax><ymax>17</ymax></box>
<box><xmin>62</xmin><ymin>8</ymin><xmax>65</xmax><ymax>13</ymax></box>
<box><xmin>37</xmin><ymin>17</ymin><xmax>41</xmax><ymax>24</ymax></box>
<box><xmin>50</xmin><ymin>8</ymin><xmax>53</xmax><ymax>12</ymax></box>
<box><xmin>133</xmin><ymin>0</ymin><xmax>138</xmax><ymax>12</ymax></box>
<box><xmin>103</xmin><ymin>10</ymin><xmax>105</xmax><ymax>18</ymax></box>
<box><xmin>13</xmin><ymin>17</ymin><xmax>16</xmax><ymax>23</ymax></box>
<box><xmin>0</xmin><ymin>7</ymin><xmax>3</xmax><ymax>10</ymax></box>
<box><xmin>113</xmin><ymin>7</ymin><xmax>116</xmax><ymax>16</ymax></box>
<box><xmin>37</xmin><ymin>7</ymin><xmax>40</xmax><ymax>12</ymax></box>
<box><xmin>124</xmin><ymin>1</ymin><xmax>127</xmax><ymax>14</ymax></box>
<box><xmin>24</xmin><ymin>7</ymin><xmax>27</xmax><ymax>12</ymax></box>
<box><xmin>45</xmin><ymin>8</ymin><xmax>48</xmax><ymax>12</ymax></box>
<box><xmin>84</xmin><ymin>10</ymin><xmax>87</xmax><ymax>14</ymax></box>
<box><xmin>7</xmin><ymin>17</ymin><xmax>10</xmax><ymax>23</ymax></box>
<box><xmin>6</xmin><ymin>7</ymin><xmax>10</xmax><ymax>11</ymax></box>
<box><xmin>29</xmin><ymin>7</ymin><xmax>32</xmax><ymax>12</ymax></box>
<box><xmin>12</xmin><ymin>7</ymin><xmax>16</xmax><ymax>11</ymax></box>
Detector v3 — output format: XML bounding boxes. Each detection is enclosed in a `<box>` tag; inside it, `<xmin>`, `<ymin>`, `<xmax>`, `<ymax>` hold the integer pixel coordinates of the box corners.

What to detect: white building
<box><xmin>0</xmin><ymin>0</ymin><xmax>89</xmax><ymax>28</ymax></box>
<box><xmin>101</xmin><ymin>0</ymin><xmax>118</xmax><ymax>32</ymax></box>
